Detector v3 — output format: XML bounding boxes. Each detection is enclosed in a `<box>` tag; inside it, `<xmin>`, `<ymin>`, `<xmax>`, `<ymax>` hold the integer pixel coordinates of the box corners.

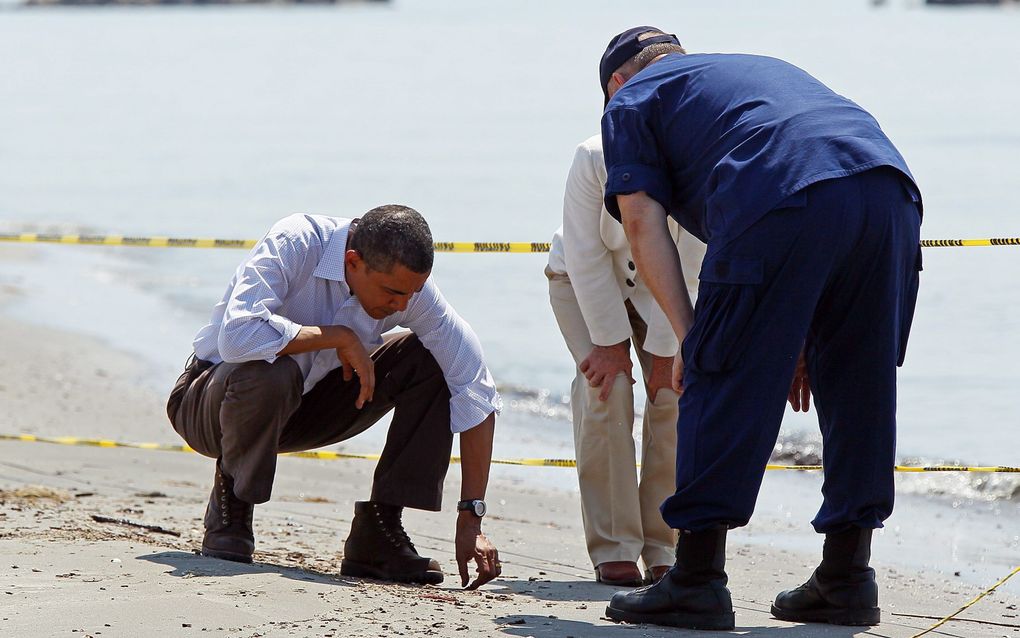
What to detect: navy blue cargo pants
<box><xmin>662</xmin><ymin>167</ymin><xmax>922</xmax><ymax>534</ymax></box>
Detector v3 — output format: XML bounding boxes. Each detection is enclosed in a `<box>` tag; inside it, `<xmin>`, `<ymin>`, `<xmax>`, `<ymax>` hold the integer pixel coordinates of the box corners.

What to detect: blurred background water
<box><xmin>1</xmin><ymin>0</ymin><xmax>1019</xmax><ymax>504</ymax></box>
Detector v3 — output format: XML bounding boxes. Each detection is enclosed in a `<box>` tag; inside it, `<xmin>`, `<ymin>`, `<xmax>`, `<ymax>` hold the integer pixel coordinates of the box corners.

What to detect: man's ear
<box><xmin>606</xmin><ymin>72</ymin><xmax>626</xmax><ymax>100</ymax></box>
<box><xmin>345</xmin><ymin>249</ymin><xmax>363</xmax><ymax>273</ymax></box>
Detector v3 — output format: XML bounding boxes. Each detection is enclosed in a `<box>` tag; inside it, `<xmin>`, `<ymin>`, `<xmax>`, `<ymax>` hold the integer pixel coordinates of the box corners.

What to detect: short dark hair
<box><xmin>349</xmin><ymin>204</ymin><xmax>434</xmax><ymax>274</ymax></box>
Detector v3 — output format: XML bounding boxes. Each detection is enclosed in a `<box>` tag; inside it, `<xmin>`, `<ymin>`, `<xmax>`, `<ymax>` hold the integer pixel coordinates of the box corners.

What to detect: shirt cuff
<box><xmin>262</xmin><ymin>315</ymin><xmax>303</xmax><ymax>363</ymax></box>
<box><xmin>588</xmin><ymin>322</ymin><xmax>633</xmax><ymax>350</ymax></box>
<box><xmin>604</xmin><ymin>163</ymin><xmax>673</xmax><ymax>222</ymax></box>
<box><xmin>642</xmin><ymin>331</ymin><xmax>680</xmax><ymax>358</ymax></box>
<box><xmin>450</xmin><ymin>387</ymin><xmax>503</xmax><ymax>434</ymax></box>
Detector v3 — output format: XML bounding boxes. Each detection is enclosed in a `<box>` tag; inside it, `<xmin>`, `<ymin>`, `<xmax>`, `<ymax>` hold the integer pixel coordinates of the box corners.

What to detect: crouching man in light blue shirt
<box><xmin>167</xmin><ymin>204</ymin><xmax>502</xmax><ymax>589</ymax></box>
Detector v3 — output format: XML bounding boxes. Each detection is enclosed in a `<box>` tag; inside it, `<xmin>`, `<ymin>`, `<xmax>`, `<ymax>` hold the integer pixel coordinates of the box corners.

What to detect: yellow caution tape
<box><xmin>911</xmin><ymin>564</ymin><xmax>1020</xmax><ymax>637</ymax></box>
<box><xmin>2</xmin><ymin>232</ymin><xmax>1018</xmax><ymax>252</ymax></box>
<box><xmin>432</xmin><ymin>242</ymin><xmax>552</xmax><ymax>254</ymax></box>
<box><xmin>920</xmin><ymin>237</ymin><xmax>1020</xmax><ymax>247</ymax></box>
<box><xmin>2</xmin><ymin>434</ymin><xmax>1017</xmax><ymax>472</ymax></box>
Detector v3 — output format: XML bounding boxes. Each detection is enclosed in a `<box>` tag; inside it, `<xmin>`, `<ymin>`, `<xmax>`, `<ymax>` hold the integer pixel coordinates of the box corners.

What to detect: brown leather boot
<box><xmin>340</xmin><ymin>501</ymin><xmax>443</xmax><ymax>584</ymax></box>
<box><xmin>201</xmin><ymin>462</ymin><xmax>255</xmax><ymax>563</ymax></box>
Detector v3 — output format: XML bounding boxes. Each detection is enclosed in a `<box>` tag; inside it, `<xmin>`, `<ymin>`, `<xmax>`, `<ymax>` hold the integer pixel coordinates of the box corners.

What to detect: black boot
<box><xmin>340</xmin><ymin>501</ymin><xmax>443</xmax><ymax>585</ymax></box>
<box><xmin>201</xmin><ymin>462</ymin><xmax>255</xmax><ymax>563</ymax></box>
<box><xmin>605</xmin><ymin>528</ymin><xmax>735</xmax><ymax>631</ymax></box>
<box><xmin>772</xmin><ymin>527</ymin><xmax>880</xmax><ymax>626</ymax></box>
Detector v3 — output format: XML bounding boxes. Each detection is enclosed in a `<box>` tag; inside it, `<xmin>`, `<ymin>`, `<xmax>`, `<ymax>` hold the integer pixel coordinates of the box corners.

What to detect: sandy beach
<box><xmin>1</xmin><ymin>313</ymin><xmax>1018</xmax><ymax>638</ymax></box>
<box><xmin>2</xmin><ymin>0</ymin><xmax>1020</xmax><ymax>634</ymax></box>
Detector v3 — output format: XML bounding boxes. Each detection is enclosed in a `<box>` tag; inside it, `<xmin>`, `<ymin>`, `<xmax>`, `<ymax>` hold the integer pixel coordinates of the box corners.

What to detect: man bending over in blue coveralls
<box><xmin>595</xmin><ymin>27</ymin><xmax>923</xmax><ymax>630</ymax></box>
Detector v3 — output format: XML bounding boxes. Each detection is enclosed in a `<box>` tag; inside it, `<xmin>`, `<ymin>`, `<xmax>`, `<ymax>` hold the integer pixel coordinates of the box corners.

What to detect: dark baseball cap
<box><xmin>599</xmin><ymin>26</ymin><xmax>681</xmax><ymax>106</ymax></box>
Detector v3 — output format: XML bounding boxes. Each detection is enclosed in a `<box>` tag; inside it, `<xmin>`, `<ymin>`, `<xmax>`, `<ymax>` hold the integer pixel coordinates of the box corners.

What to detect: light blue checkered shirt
<box><xmin>192</xmin><ymin>214</ymin><xmax>501</xmax><ymax>433</ymax></box>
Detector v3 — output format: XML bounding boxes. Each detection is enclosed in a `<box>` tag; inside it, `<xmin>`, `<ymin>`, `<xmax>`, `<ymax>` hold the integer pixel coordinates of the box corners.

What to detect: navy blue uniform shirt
<box><xmin>601</xmin><ymin>53</ymin><xmax>920</xmax><ymax>246</ymax></box>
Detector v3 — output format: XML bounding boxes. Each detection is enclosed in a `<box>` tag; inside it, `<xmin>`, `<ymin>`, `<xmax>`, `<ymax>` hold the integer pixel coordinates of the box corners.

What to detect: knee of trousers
<box><xmin>219</xmin><ymin>357</ymin><xmax>303</xmax><ymax>410</ymax></box>
<box><xmin>579</xmin><ymin>376</ymin><xmax>635</xmax><ymax>428</ymax></box>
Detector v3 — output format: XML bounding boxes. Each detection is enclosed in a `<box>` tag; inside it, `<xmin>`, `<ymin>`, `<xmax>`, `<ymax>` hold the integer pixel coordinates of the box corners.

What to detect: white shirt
<box><xmin>193</xmin><ymin>214</ymin><xmax>501</xmax><ymax>433</ymax></box>
<box><xmin>548</xmin><ymin>134</ymin><xmax>704</xmax><ymax>357</ymax></box>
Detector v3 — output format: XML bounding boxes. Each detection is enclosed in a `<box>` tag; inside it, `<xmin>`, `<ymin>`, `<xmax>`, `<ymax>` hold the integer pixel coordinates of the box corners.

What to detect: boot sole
<box><xmin>340</xmin><ymin>559</ymin><xmax>444</xmax><ymax>585</ymax></box>
<box><xmin>771</xmin><ymin>604</ymin><xmax>880</xmax><ymax>626</ymax></box>
<box><xmin>201</xmin><ymin>547</ymin><xmax>253</xmax><ymax>564</ymax></box>
<box><xmin>605</xmin><ymin>605</ymin><xmax>735</xmax><ymax>631</ymax></box>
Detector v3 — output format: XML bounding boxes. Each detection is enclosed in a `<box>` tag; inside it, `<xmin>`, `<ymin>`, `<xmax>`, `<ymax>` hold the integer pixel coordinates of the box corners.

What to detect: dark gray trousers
<box><xmin>166</xmin><ymin>332</ymin><xmax>454</xmax><ymax>510</ymax></box>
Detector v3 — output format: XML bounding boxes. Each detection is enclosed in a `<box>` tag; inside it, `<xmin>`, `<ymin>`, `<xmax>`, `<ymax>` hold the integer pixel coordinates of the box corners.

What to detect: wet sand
<box><xmin>1</xmin><ymin>317</ymin><xmax>1018</xmax><ymax>637</ymax></box>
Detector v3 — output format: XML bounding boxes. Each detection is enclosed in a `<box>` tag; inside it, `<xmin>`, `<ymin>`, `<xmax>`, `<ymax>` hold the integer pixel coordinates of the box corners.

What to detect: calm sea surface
<box><xmin>1</xmin><ymin>0</ymin><xmax>1019</xmax><ymax>497</ymax></box>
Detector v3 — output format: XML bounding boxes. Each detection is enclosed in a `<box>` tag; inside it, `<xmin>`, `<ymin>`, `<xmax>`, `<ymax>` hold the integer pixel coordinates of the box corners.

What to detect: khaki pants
<box><xmin>547</xmin><ymin>274</ymin><xmax>678</xmax><ymax>569</ymax></box>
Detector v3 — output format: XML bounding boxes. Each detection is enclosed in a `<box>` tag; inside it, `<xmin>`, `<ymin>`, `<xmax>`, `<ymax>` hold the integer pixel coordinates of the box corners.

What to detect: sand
<box><xmin>1</xmin><ymin>316</ymin><xmax>1018</xmax><ymax>638</ymax></box>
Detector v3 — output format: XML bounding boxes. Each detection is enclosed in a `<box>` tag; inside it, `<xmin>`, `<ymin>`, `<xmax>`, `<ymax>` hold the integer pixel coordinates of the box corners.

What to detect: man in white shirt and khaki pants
<box><xmin>547</xmin><ymin>135</ymin><xmax>705</xmax><ymax>586</ymax></box>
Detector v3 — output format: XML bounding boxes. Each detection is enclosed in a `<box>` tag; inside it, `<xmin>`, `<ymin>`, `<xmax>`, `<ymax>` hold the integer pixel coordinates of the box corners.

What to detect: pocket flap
<box><xmin>699</xmin><ymin>256</ymin><xmax>763</xmax><ymax>285</ymax></box>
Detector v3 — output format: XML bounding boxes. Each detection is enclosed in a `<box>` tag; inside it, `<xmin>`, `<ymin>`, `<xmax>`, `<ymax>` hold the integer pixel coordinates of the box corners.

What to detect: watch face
<box><xmin>473</xmin><ymin>500</ymin><xmax>486</xmax><ymax>517</ymax></box>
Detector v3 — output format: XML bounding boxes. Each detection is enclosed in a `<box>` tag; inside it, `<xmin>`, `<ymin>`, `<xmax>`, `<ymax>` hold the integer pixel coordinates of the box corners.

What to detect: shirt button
<box><xmin>626</xmin><ymin>279</ymin><xmax>635</xmax><ymax>287</ymax></box>
<box><xmin>628</xmin><ymin>261</ymin><xmax>635</xmax><ymax>271</ymax></box>
<box><xmin>622</xmin><ymin>172</ymin><xmax>631</xmax><ymax>182</ymax></box>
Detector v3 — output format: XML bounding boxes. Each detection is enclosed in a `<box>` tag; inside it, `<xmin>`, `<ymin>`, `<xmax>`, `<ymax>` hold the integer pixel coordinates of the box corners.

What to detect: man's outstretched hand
<box><xmin>455</xmin><ymin>514</ymin><xmax>501</xmax><ymax>590</ymax></box>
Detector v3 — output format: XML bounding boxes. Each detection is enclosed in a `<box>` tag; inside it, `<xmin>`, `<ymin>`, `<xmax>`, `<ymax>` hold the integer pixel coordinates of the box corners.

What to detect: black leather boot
<box><xmin>605</xmin><ymin>528</ymin><xmax>735</xmax><ymax>630</ymax></box>
<box><xmin>772</xmin><ymin>527</ymin><xmax>880</xmax><ymax>626</ymax></box>
<box><xmin>340</xmin><ymin>501</ymin><xmax>443</xmax><ymax>584</ymax></box>
<box><xmin>201</xmin><ymin>462</ymin><xmax>255</xmax><ymax>563</ymax></box>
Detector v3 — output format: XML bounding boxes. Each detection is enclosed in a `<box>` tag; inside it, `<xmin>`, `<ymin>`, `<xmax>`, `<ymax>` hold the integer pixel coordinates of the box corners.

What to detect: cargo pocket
<box><xmin>682</xmin><ymin>255</ymin><xmax>763</xmax><ymax>374</ymax></box>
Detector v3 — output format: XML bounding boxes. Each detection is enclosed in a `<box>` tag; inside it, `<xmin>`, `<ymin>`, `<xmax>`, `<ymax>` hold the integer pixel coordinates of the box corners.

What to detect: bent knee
<box><xmin>222</xmin><ymin>358</ymin><xmax>302</xmax><ymax>402</ymax></box>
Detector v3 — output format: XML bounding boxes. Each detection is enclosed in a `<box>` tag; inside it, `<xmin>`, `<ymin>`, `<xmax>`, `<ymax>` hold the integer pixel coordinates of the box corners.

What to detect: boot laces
<box><xmin>376</xmin><ymin>508</ymin><xmax>416</xmax><ymax>552</ymax></box>
<box><xmin>217</xmin><ymin>467</ymin><xmax>252</xmax><ymax>528</ymax></box>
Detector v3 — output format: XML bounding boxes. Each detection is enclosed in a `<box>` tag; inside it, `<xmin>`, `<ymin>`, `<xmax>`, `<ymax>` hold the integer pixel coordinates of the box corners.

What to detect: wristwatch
<box><xmin>456</xmin><ymin>499</ymin><xmax>487</xmax><ymax>518</ymax></box>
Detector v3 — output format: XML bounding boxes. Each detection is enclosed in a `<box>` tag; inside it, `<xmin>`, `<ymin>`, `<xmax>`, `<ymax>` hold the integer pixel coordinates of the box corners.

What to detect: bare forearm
<box><xmin>458</xmin><ymin>412</ymin><xmax>495</xmax><ymax>502</ymax></box>
<box><xmin>619</xmin><ymin>193</ymin><xmax>695</xmax><ymax>340</ymax></box>
<box><xmin>454</xmin><ymin>412</ymin><xmax>502</xmax><ymax>589</ymax></box>
<box><xmin>276</xmin><ymin>325</ymin><xmax>352</xmax><ymax>356</ymax></box>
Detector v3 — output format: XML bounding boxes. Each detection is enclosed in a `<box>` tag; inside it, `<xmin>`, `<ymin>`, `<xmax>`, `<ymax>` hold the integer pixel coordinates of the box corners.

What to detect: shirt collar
<box><xmin>313</xmin><ymin>218</ymin><xmax>354</xmax><ymax>290</ymax></box>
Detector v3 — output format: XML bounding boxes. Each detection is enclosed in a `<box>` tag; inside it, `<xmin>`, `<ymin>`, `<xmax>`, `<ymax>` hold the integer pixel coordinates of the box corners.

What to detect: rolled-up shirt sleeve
<box><xmin>402</xmin><ymin>279</ymin><xmax>502</xmax><ymax>433</ymax></box>
<box><xmin>217</xmin><ymin>232</ymin><xmax>306</xmax><ymax>363</ymax></box>
<box><xmin>601</xmin><ymin>106</ymin><xmax>674</xmax><ymax>222</ymax></box>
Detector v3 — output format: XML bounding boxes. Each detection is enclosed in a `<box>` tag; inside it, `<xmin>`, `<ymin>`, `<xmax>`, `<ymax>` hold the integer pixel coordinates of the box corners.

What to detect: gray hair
<box><xmin>350</xmin><ymin>204</ymin><xmax>434</xmax><ymax>274</ymax></box>
<box><xmin>620</xmin><ymin>33</ymin><xmax>686</xmax><ymax>78</ymax></box>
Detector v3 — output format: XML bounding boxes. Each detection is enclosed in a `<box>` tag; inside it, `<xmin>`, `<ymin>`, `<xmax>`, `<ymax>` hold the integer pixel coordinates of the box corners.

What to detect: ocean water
<box><xmin>1</xmin><ymin>0</ymin><xmax>1019</xmax><ymax>506</ymax></box>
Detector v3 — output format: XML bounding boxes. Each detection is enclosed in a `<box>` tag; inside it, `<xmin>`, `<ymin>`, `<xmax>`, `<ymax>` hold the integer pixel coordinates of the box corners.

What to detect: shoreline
<box><xmin>1</xmin><ymin>308</ymin><xmax>1018</xmax><ymax>636</ymax></box>
<box><xmin>2</xmin><ymin>241</ymin><xmax>1018</xmax><ymax>478</ymax></box>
